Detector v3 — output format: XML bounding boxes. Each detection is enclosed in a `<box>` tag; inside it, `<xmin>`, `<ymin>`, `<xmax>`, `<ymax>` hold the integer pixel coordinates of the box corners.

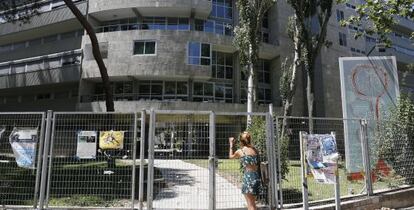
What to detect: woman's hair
<box><xmin>239</xmin><ymin>131</ymin><xmax>252</xmax><ymax>147</ymax></box>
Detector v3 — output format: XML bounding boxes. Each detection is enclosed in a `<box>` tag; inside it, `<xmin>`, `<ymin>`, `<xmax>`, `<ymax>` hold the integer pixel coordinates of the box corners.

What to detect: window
<box><xmin>336</xmin><ymin>9</ymin><xmax>344</xmax><ymax>22</ymax></box>
<box><xmin>134</xmin><ymin>41</ymin><xmax>156</xmax><ymax>55</ymax></box>
<box><xmin>188</xmin><ymin>42</ymin><xmax>211</xmax><ymax>66</ymax></box>
<box><xmin>36</xmin><ymin>93</ymin><xmax>51</xmax><ymax>100</ymax></box>
<box><xmin>212</xmin><ymin>52</ymin><xmax>233</xmax><ymax>79</ymax></box>
<box><xmin>138</xmin><ymin>81</ymin><xmax>163</xmax><ymax>100</ymax></box>
<box><xmin>114</xmin><ymin>82</ymin><xmax>133</xmax><ymax>101</ymax></box>
<box><xmin>215</xmin><ymin>83</ymin><xmax>233</xmax><ymax>103</ymax></box>
<box><xmin>164</xmin><ymin>81</ymin><xmax>188</xmax><ymax>101</ymax></box>
<box><xmin>241</xmin><ymin>86</ymin><xmax>271</xmax><ymax>104</ymax></box>
<box><xmin>193</xmin><ymin>82</ymin><xmax>214</xmax><ymax>102</ymax></box>
<box><xmin>212</xmin><ymin>0</ymin><xmax>233</xmax><ymax>20</ymax></box>
<box><xmin>195</xmin><ymin>19</ymin><xmax>232</xmax><ymax>36</ymax></box>
<box><xmin>262</xmin><ymin>12</ymin><xmax>269</xmax><ymax>28</ymax></box>
<box><xmin>339</xmin><ymin>32</ymin><xmax>347</xmax><ymax>46</ymax></box>
<box><xmin>257</xmin><ymin>60</ymin><xmax>271</xmax><ymax>84</ymax></box>
<box><xmin>26</xmin><ymin>60</ymin><xmax>44</xmax><ymax>72</ymax></box>
<box><xmin>43</xmin><ymin>35</ymin><xmax>58</xmax><ymax>44</ymax></box>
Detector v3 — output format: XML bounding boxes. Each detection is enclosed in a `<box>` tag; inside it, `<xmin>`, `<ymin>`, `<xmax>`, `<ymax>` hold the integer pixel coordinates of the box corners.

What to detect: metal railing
<box><xmin>0</xmin><ymin>110</ymin><xmax>412</xmax><ymax>209</ymax></box>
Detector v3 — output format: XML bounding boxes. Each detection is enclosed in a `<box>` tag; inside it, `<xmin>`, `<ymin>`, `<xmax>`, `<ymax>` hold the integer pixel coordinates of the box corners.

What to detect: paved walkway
<box><xmin>151</xmin><ymin>159</ymin><xmax>246</xmax><ymax>209</ymax></box>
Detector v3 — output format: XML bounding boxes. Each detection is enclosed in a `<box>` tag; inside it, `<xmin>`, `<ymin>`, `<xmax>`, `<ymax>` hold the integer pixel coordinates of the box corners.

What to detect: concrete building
<box><xmin>0</xmin><ymin>0</ymin><xmax>412</xmax><ymax>117</ymax></box>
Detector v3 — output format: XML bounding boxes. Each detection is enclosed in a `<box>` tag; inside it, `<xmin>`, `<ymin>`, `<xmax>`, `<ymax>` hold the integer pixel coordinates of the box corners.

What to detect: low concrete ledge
<box><xmin>310</xmin><ymin>187</ymin><xmax>414</xmax><ymax>210</ymax></box>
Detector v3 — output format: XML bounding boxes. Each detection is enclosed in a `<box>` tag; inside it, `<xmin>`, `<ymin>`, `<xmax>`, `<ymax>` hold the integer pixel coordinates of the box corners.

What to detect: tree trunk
<box><xmin>247</xmin><ymin>43</ymin><xmax>256</xmax><ymax>127</ymax></box>
<box><xmin>63</xmin><ymin>0</ymin><xmax>115</xmax><ymax>112</ymax></box>
<box><xmin>281</xmin><ymin>20</ymin><xmax>300</xmax><ymax>138</ymax></box>
<box><xmin>306</xmin><ymin>69</ymin><xmax>314</xmax><ymax>134</ymax></box>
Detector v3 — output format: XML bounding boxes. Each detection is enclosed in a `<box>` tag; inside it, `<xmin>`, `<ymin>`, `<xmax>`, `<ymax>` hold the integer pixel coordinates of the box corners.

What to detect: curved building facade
<box><xmin>0</xmin><ymin>0</ymin><xmax>412</xmax><ymax>117</ymax></box>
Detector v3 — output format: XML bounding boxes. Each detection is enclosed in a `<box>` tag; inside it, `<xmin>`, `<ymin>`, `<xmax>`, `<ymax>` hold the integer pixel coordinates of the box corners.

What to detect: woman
<box><xmin>229</xmin><ymin>131</ymin><xmax>261</xmax><ymax>210</ymax></box>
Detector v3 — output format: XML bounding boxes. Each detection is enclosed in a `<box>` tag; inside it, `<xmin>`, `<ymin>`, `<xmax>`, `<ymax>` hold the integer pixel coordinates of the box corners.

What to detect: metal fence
<box><xmin>0</xmin><ymin>110</ymin><xmax>413</xmax><ymax>210</ymax></box>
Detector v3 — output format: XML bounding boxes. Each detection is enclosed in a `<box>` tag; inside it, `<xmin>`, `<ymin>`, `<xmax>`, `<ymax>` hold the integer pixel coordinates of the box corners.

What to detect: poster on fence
<box><xmin>76</xmin><ymin>131</ymin><xmax>97</xmax><ymax>159</ymax></box>
<box><xmin>9</xmin><ymin>127</ymin><xmax>38</xmax><ymax>169</ymax></box>
<box><xmin>339</xmin><ymin>56</ymin><xmax>399</xmax><ymax>175</ymax></box>
<box><xmin>99</xmin><ymin>130</ymin><xmax>124</xmax><ymax>150</ymax></box>
<box><xmin>304</xmin><ymin>133</ymin><xmax>339</xmax><ymax>184</ymax></box>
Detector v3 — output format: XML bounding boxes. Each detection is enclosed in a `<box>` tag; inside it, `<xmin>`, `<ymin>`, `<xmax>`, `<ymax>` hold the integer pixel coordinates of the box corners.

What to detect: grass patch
<box><xmin>48</xmin><ymin>195</ymin><xmax>113</xmax><ymax>207</ymax></box>
<box><xmin>185</xmin><ymin>159</ymin><xmax>390</xmax><ymax>204</ymax></box>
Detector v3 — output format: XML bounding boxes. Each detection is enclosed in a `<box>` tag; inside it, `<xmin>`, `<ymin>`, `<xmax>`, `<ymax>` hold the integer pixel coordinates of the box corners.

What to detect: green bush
<box><xmin>248</xmin><ymin>116</ymin><xmax>290</xmax><ymax>179</ymax></box>
<box><xmin>375</xmin><ymin>95</ymin><xmax>414</xmax><ymax>184</ymax></box>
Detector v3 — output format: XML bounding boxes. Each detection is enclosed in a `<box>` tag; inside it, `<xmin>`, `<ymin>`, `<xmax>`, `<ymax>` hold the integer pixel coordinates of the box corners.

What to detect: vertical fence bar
<box><xmin>139</xmin><ymin>110</ymin><xmax>146</xmax><ymax>210</ymax></box>
<box><xmin>331</xmin><ymin>132</ymin><xmax>341</xmax><ymax>210</ymax></box>
<box><xmin>265</xmin><ymin>113</ymin><xmax>277</xmax><ymax>209</ymax></box>
<box><xmin>360</xmin><ymin>119</ymin><xmax>373</xmax><ymax>196</ymax></box>
<box><xmin>269</xmin><ymin>104</ymin><xmax>282</xmax><ymax>209</ymax></box>
<box><xmin>38</xmin><ymin>110</ymin><xmax>53</xmax><ymax>210</ymax></box>
<box><xmin>209</xmin><ymin>111</ymin><xmax>216</xmax><ymax>210</ymax></box>
<box><xmin>33</xmin><ymin>112</ymin><xmax>46</xmax><ymax>209</ymax></box>
<box><xmin>273</xmin><ymin>116</ymin><xmax>283</xmax><ymax>209</ymax></box>
<box><xmin>299</xmin><ymin>131</ymin><xmax>309</xmax><ymax>210</ymax></box>
<box><xmin>147</xmin><ymin>110</ymin><xmax>155</xmax><ymax>210</ymax></box>
<box><xmin>131</xmin><ymin>113</ymin><xmax>138</xmax><ymax>210</ymax></box>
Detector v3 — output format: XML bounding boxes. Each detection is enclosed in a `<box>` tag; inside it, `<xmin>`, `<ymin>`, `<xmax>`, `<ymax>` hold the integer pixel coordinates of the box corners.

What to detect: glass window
<box><xmin>336</xmin><ymin>9</ymin><xmax>344</xmax><ymax>22</ymax></box>
<box><xmin>212</xmin><ymin>0</ymin><xmax>233</xmax><ymax>20</ymax></box>
<box><xmin>134</xmin><ymin>41</ymin><xmax>156</xmax><ymax>55</ymax></box>
<box><xmin>26</xmin><ymin>60</ymin><xmax>44</xmax><ymax>72</ymax></box>
<box><xmin>43</xmin><ymin>35</ymin><xmax>58</xmax><ymax>43</ymax></box>
<box><xmin>12</xmin><ymin>63</ymin><xmax>26</xmax><ymax>73</ymax></box>
<box><xmin>212</xmin><ymin>51</ymin><xmax>233</xmax><ymax>79</ymax></box>
<box><xmin>188</xmin><ymin>42</ymin><xmax>211</xmax><ymax>66</ymax></box>
<box><xmin>339</xmin><ymin>32</ymin><xmax>347</xmax><ymax>46</ymax></box>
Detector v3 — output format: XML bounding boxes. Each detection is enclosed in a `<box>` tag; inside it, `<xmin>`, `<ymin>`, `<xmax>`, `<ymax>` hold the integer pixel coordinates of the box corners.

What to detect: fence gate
<box><xmin>145</xmin><ymin>110</ymin><xmax>277</xmax><ymax>210</ymax></box>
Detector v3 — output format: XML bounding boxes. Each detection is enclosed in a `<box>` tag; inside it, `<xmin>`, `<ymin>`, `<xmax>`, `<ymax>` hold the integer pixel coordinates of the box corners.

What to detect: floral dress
<box><xmin>240</xmin><ymin>149</ymin><xmax>261</xmax><ymax>195</ymax></box>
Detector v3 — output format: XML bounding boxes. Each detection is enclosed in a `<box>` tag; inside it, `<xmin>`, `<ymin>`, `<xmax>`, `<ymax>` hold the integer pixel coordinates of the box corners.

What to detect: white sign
<box><xmin>76</xmin><ymin>131</ymin><xmax>97</xmax><ymax>159</ymax></box>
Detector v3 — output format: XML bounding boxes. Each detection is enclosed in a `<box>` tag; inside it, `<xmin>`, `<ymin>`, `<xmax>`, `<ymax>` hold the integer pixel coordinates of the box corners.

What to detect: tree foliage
<box><xmin>342</xmin><ymin>0</ymin><xmax>414</xmax><ymax>46</ymax></box>
<box><xmin>247</xmin><ymin>116</ymin><xmax>289</xmax><ymax>179</ymax></box>
<box><xmin>375</xmin><ymin>95</ymin><xmax>414</xmax><ymax>184</ymax></box>
<box><xmin>234</xmin><ymin>0</ymin><xmax>275</xmax><ymax>126</ymax></box>
<box><xmin>283</xmin><ymin>0</ymin><xmax>336</xmax><ymax>133</ymax></box>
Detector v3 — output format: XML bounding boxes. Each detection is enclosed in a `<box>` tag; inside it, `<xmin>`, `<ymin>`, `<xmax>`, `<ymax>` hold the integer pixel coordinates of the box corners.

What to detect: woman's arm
<box><xmin>229</xmin><ymin>137</ymin><xmax>240</xmax><ymax>159</ymax></box>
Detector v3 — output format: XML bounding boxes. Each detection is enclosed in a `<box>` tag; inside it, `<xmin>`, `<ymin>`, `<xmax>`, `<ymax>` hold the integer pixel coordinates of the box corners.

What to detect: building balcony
<box><xmin>394</xmin><ymin>16</ymin><xmax>414</xmax><ymax>32</ymax></box>
<box><xmin>0</xmin><ymin>50</ymin><xmax>82</xmax><ymax>89</ymax></box>
<box><xmin>88</xmin><ymin>0</ymin><xmax>212</xmax><ymax>21</ymax></box>
<box><xmin>0</xmin><ymin>1</ymin><xmax>86</xmax><ymax>43</ymax></box>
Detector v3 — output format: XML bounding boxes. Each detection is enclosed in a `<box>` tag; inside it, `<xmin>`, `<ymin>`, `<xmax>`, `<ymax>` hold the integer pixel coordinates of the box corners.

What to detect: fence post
<box><xmin>209</xmin><ymin>111</ymin><xmax>216</xmax><ymax>210</ymax></box>
<box><xmin>138</xmin><ymin>110</ymin><xmax>146</xmax><ymax>210</ymax></box>
<box><xmin>33</xmin><ymin>112</ymin><xmax>47</xmax><ymax>209</ymax></box>
<box><xmin>269</xmin><ymin>104</ymin><xmax>283</xmax><ymax>209</ymax></box>
<box><xmin>299</xmin><ymin>131</ymin><xmax>309</xmax><ymax>210</ymax></box>
<box><xmin>331</xmin><ymin>132</ymin><xmax>341</xmax><ymax>210</ymax></box>
<box><xmin>360</xmin><ymin>119</ymin><xmax>373</xmax><ymax>196</ymax></box>
<box><xmin>266</xmin><ymin>113</ymin><xmax>278</xmax><ymax>209</ymax></box>
<box><xmin>147</xmin><ymin>109</ymin><xmax>155</xmax><ymax>210</ymax></box>
<box><xmin>38</xmin><ymin>110</ymin><xmax>53</xmax><ymax>210</ymax></box>
<box><xmin>131</xmin><ymin>113</ymin><xmax>138</xmax><ymax>210</ymax></box>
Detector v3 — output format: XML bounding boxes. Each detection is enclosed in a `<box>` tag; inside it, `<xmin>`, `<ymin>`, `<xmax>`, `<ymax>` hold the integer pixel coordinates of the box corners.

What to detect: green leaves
<box><xmin>342</xmin><ymin>0</ymin><xmax>414</xmax><ymax>44</ymax></box>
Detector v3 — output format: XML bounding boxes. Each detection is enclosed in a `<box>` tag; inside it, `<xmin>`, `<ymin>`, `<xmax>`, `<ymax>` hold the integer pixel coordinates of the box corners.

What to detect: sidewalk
<box><xmin>151</xmin><ymin>159</ymin><xmax>246</xmax><ymax>209</ymax></box>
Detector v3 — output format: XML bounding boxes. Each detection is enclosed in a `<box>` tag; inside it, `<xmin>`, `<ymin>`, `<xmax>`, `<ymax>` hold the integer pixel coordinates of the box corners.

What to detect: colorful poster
<box><xmin>9</xmin><ymin>127</ymin><xmax>38</xmax><ymax>169</ymax></box>
<box><xmin>76</xmin><ymin>131</ymin><xmax>97</xmax><ymax>159</ymax></box>
<box><xmin>99</xmin><ymin>130</ymin><xmax>124</xmax><ymax>150</ymax></box>
<box><xmin>304</xmin><ymin>134</ymin><xmax>339</xmax><ymax>184</ymax></box>
<box><xmin>339</xmin><ymin>56</ymin><xmax>399</xmax><ymax>174</ymax></box>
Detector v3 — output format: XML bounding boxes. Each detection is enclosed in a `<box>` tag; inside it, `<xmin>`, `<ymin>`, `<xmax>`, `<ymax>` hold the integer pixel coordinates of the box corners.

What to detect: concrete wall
<box><xmin>89</xmin><ymin>0</ymin><xmax>212</xmax><ymax>20</ymax></box>
<box><xmin>78</xmin><ymin>100</ymin><xmax>281</xmax><ymax>113</ymax></box>
<box><xmin>81</xmin><ymin>30</ymin><xmax>279</xmax><ymax>80</ymax></box>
